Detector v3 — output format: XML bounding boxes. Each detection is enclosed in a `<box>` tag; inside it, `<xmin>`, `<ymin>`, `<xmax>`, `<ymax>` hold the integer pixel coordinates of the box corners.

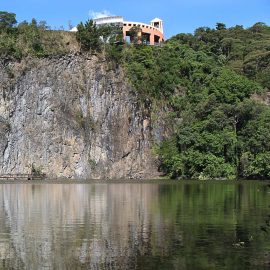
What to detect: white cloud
<box><xmin>89</xmin><ymin>10</ymin><xmax>115</xmax><ymax>19</ymax></box>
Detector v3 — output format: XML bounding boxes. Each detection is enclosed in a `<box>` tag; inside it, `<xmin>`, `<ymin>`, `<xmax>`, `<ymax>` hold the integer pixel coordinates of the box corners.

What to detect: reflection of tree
<box><xmin>259</xmin><ymin>184</ymin><xmax>270</xmax><ymax>266</ymax></box>
<box><xmin>260</xmin><ymin>206</ymin><xmax>270</xmax><ymax>234</ymax></box>
<box><xmin>156</xmin><ymin>182</ymin><xmax>270</xmax><ymax>269</ymax></box>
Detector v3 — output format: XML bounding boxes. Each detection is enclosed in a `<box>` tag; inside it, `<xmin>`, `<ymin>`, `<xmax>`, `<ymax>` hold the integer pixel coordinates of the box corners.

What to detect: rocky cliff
<box><xmin>0</xmin><ymin>54</ymin><xmax>161</xmax><ymax>179</ymax></box>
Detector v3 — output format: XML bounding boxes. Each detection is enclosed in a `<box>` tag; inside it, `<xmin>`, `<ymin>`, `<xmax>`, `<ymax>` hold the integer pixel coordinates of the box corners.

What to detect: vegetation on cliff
<box><xmin>121</xmin><ymin>23</ymin><xmax>270</xmax><ymax>180</ymax></box>
<box><xmin>1</xmin><ymin>11</ymin><xmax>270</xmax><ymax>179</ymax></box>
<box><xmin>0</xmin><ymin>11</ymin><xmax>77</xmax><ymax>58</ymax></box>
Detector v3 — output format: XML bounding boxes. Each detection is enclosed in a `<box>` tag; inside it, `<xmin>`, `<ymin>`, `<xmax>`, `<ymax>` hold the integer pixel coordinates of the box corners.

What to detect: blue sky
<box><xmin>1</xmin><ymin>0</ymin><xmax>269</xmax><ymax>38</ymax></box>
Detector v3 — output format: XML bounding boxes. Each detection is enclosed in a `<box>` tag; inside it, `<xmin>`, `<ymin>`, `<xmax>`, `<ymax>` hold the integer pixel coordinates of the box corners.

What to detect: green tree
<box><xmin>208</xmin><ymin>68</ymin><xmax>262</xmax><ymax>104</ymax></box>
<box><xmin>129</xmin><ymin>26</ymin><xmax>141</xmax><ymax>44</ymax></box>
<box><xmin>216</xmin><ymin>22</ymin><xmax>226</xmax><ymax>31</ymax></box>
<box><xmin>76</xmin><ymin>19</ymin><xmax>101</xmax><ymax>51</ymax></box>
<box><xmin>0</xmin><ymin>11</ymin><xmax>17</xmax><ymax>32</ymax></box>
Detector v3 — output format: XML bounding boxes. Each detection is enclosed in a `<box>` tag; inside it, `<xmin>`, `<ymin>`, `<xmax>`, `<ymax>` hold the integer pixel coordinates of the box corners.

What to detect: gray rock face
<box><xmin>0</xmin><ymin>55</ymin><xmax>160</xmax><ymax>179</ymax></box>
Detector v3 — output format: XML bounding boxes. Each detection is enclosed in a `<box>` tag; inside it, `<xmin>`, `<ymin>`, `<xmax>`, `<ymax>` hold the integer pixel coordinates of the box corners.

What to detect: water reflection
<box><xmin>0</xmin><ymin>182</ymin><xmax>269</xmax><ymax>270</ymax></box>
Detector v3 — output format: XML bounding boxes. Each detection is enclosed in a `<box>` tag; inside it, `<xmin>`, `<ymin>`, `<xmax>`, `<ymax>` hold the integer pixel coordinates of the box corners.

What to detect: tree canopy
<box><xmin>0</xmin><ymin>11</ymin><xmax>17</xmax><ymax>32</ymax></box>
<box><xmin>76</xmin><ymin>19</ymin><xmax>123</xmax><ymax>52</ymax></box>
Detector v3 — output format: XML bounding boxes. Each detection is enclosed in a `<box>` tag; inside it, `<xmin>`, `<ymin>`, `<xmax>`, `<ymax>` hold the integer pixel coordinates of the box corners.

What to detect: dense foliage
<box><xmin>76</xmin><ymin>19</ymin><xmax>123</xmax><ymax>56</ymax></box>
<box><xmin>172</xmin><ymin>22</ymin><xmax>270</xmax><ymax>89</ymax></box>
<box><xmin>122</xmin><ymin>23</ymin><xmax>270</xmax><ymax>180</ymax></box>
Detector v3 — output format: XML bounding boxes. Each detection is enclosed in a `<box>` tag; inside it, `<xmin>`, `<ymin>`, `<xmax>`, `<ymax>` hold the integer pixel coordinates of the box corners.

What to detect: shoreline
<box><xmin>0</xmin><ymin>178</ymin><xmax>269</xmax><ymax>184</ymax></box>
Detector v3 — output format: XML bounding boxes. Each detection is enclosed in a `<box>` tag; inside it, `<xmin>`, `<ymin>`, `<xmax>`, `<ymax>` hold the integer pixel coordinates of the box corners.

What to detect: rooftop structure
<box><xmin>151</xmin><ymin>18</ymin><xmax>164</xmax><ymax>34</ymax></box>
<box><xmin>94</xmin><ymin>16</ymin><xmax>124</xmax><ymax>25</ymax></box>
<box><xmin>71</xmin><ymin>16</ymin><xmax>165</xmax><ymax>46</ymax></box>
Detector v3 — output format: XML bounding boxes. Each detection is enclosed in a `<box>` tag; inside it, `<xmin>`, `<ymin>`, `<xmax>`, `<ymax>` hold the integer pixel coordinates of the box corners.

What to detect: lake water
<box><xmin>0</xmin><ymin>181</ymin><xmax>270</xmax><ymax>270</ymax></box>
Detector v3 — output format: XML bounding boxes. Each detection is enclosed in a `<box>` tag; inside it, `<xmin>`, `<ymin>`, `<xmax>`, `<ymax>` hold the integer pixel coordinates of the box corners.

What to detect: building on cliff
<box><xmin>71</xmin><ymin>16</ymin><xmax>165</xmax><ymax>46</ymax></box>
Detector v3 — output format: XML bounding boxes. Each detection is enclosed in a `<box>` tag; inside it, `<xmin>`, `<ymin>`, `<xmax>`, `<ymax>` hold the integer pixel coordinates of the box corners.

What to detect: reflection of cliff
<box><xmin>0</xmin><ymin>183</ymin><xmax>169</xmax><ymax>269</ymax></box>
